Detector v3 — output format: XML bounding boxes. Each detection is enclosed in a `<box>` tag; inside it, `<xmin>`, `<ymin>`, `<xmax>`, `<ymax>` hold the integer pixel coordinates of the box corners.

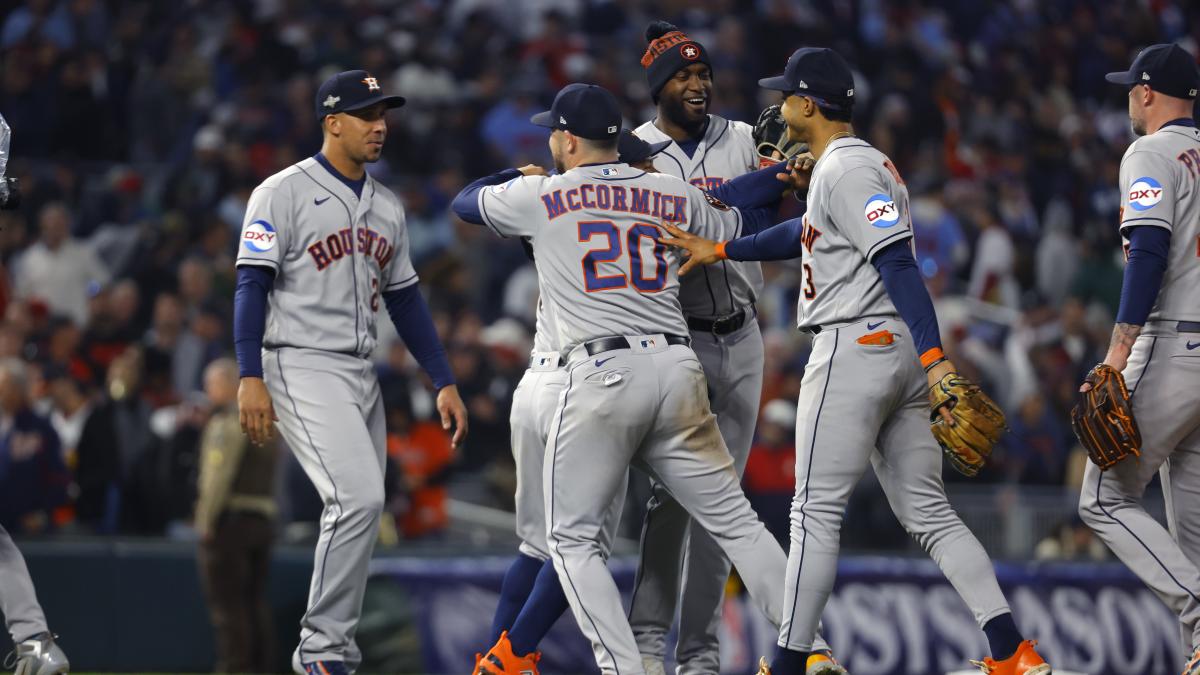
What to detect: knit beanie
<box><xmin>641</xmin><ymin>21</ymin><xmax>711</xmax><ymax>99</ymax></box>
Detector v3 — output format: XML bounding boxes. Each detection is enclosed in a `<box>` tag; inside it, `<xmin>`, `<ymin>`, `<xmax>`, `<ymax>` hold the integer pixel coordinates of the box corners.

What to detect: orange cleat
<box><xmin>807</xmin><ymin>650</ymin><xmax>849</xmax><ymax>674</ymax></box>
<box><xmin>971</xmin><ymin>640</ymin><xmax>1051</xmax><ymax>674</ymax></box>
<box><xmin>474</xmin><ymin>631</ymin><xmax>540</xmax><ymax>675</ymax></box>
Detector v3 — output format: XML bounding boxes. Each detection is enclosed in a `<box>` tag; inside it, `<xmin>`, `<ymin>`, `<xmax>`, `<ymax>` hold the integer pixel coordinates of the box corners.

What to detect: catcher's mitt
<box><xmin>753</xmin><ymin>104</ymin><xmax>806</xmax><ymax>165</ymax></box>
<box><xmin>929</xmin><ymin>373</ymin><xmax>1007</xmax><ymax>477</ymax></box>
<box><xmin>1070</xmin><ymin>364</ymin><xmax>1141</xmax><ymax>470</ymax></box>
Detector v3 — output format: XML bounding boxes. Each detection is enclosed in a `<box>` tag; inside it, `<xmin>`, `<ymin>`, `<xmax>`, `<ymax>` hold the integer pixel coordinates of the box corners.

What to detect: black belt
<box><xmin>687</xmin><ymin>309</ymin><xmax>749</xmax><ymax>336</ymax></box>
<box><xmin>1179</xmin><ymin>321</ymin><xmax>1200</xmax><ymax>333</ymax></box>
<box><xmin>582</xmin><ymin>334</ymin><xmax>690</xmax><ymax>357</ymax></box>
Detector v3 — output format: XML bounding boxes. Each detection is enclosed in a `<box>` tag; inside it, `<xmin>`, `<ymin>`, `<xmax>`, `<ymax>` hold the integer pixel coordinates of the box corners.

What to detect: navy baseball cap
<box><xmin>315</xmin><ymin>70</ymin><xmax>406</xmax><ymax>120</ymax></box>
<box><xmin>617</xmin><ymin>130</ymin><xmax>670</xmax><ymax>164</ymax></box>
<box><xmin>530</xmin><ymin>83</ymin><xmax>622</xmax><ymax>140</ymax></box>
<box><xmin>759</xmin><ymin>47</ymin><xmax>856</xmax><ymax>107</ymax></box>
<box><xmin>1105</xmin><ymin>43</ymin><xmax>1200</xmax><ymax>99</ymax></box>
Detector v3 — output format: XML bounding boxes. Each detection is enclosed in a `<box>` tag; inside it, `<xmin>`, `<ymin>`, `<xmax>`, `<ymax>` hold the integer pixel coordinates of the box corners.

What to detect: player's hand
<box><xmin>437</xmin><ymin>384</ymin><xmax>469</xmax><ymax>448</ymax></box>
<box><xmin>777</xmin><ymin>154</ymin><xmax>815</xmax><ymax>194</ymax></box>
<box><xmin>1081</xmin><ymin>350</ymin><xmax>1130</xmax><ymax>392</ymax></box>
<box><xmin>517</xmin><ymin>164</ymin><xmax>547</xmax><ymax>177</ymax></box>
<box><xmin>238</xmin><ymin>377</ymin><xmax>278</xmax><ymax>446</ymax></box>
<box><xmin>925</xmin><ymin>359</ymin><xmax>957</xmax><ymax>426</ymax></box>
<box><xmin>656</xmin><ymin>223</ymin><xmax>722</xmax><ymax>276</ymax></box>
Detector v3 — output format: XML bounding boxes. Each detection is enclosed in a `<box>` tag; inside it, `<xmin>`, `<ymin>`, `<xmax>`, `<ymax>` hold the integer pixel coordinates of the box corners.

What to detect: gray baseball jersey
<box><xmin>1079</xmin><ymin>120</ymin><xmax>1200</xmax><ymax>658</ymax></box>
<box><xmin>795</xmin><ymin>136</ymin><xmax>912</xmax><ymax>330</ymax></box>
<box><xmin>634</xmin><ymin>116</ymin><xmax>762</xmax><ymax>318</ymax></box>
<box><xmin>237</xmin><ymin>156</ymin><xmax>417</xmax><ymax>673</ymax></box>
<box><xmin>1116</xmin><ymin>123</ymin><xmax>1200</xmax><ymax>321</ymax></box>
<box><xmin>237</xmin><ymin>156</ymin><xmax>418</xmax><ymax>356</ymax></box>
<box><xmin>776</xmin><ymin>138</ymin><xmax>1018</xmax><ymax>660</ymax></box>
<box><xmin>475</xmin><ymin>161</ymin><xmax>792</xmax><ymax>675</ymax></box>
<box><xmin>475</xmin><ymin>163</ymin><xmax>745</xmax><ymax>348</ymax></box>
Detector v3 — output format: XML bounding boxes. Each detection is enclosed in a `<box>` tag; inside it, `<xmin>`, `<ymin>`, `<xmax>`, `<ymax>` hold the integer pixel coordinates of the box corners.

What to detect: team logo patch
<box><xmin>702</xmin><ymin>191</ymin><xmax>730</xmax><ymax>211</ymax></box>
<box><xmin>1128</xmin><ymin>176</ymin><xmax>1163</xmax><ymax>211</ymax></box>
<box><xmin>243</xmin><ymin>220</ymin><xmax>277</xmax><ymax>253</ymax></box>
<box><xmin>680</xmin><ymin>43</ymin><xmax>700</xmax><ymax>60</ymax></box>
<box><xmin>362</xmin><ymin>76</ymin><xmax>380</xmax><ymax>92</ymax></box>
<box><xmin>864</xmin><ymin>193</ymin><xmax>900</xmax><ymax>227</ymax></box>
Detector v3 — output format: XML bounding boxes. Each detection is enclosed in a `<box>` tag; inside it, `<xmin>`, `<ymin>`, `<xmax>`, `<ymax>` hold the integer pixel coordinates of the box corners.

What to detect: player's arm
<box><xmin>450</xmin><ymin>165</ymin><xmax>547</xmax><ymax>232</ymax></box>
<box><xmin>234</xmin><ymin>184</ymin><xmax>289</xmax><ymax>446</ymax></box>
<box><xmin>384</xmin><ymin>202</ymin><xmax>468</xmax><ymax>447</ymax></box>
<box><xmin>1092</xmin><ymin>150</ymin><xmax>1177</xmax><ymax>377</ymax></box>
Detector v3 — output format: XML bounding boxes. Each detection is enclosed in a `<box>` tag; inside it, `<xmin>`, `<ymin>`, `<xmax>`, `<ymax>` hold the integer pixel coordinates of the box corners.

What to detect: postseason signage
<box><xmin>370</xmin><ymin>556</ymin><xmax>1182</xmax><ymax>675</ymax></box>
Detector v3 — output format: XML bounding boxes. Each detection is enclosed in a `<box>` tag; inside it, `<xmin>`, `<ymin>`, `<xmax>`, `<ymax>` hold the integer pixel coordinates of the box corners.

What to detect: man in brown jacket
<box><xmin>195</xmin><ymin>358</ymin><xmax>278</xmax><ymax>673</ymax></box>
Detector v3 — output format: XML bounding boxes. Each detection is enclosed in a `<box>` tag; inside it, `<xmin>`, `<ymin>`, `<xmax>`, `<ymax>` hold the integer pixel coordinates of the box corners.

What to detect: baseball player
<box><xmin>658</xmin><ymin>48</ymin><xmax>1051</xmax><ymax>675</ymax></box>
<box><xmin>1077</xmin><ymin>43</ymin><xmax>1200</xmax><ymax>674</ymax></box>
<box><xmin>0</xmin><ymin>134</ymin><xmax>67</xmax><ymax>675</ymax></box>
<box><xmin>459</xmin><ymin>125</ymin><xmax>819</xmax><ymax>675</ymax></box>
<box><xmin>452</xmin><ymin>82</ymin><xmax>803</xmax><ymax>675</ymax></box>
<box><xmin>628</xmin><ymin>23</ymin><xmax>851</xmax><ymax>675</ymax></box>
<box><xmin>234</xmin><ymin>70</ymin><xmax>467</xmax><ymax>675</ymax></box>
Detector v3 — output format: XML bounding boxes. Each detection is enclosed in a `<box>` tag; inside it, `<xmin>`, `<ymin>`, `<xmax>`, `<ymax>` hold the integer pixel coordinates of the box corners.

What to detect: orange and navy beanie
<box><xmin>641</xmin><ymin>21</ymin><xmax>710</xmax><ymax>99</ymax></box>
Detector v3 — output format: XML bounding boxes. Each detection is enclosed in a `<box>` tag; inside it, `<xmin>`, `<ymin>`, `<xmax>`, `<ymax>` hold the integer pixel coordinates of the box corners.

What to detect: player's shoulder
<box><xmin>705</xmin><ymin>114</ymin><xmax>754</xmax><ymax>148</ymax></box>
<box><xmin>1124</xmin><ymin>129</ymin><xmax>1196</xmax><ymax>162</ymax></box>
<box><xmin>253</xmin><ymin>158</ymin><xmax>317</xmax><ymax>195</ymax></box>
<box><xmin>818</xmin><ymin>140</ymin><xmax>889</xmax><ymax>178</ymax></box>
<box><xmin>633</xmin><ymin>119</ymin><xmax>667</xmax><ymax>141</ymax></box>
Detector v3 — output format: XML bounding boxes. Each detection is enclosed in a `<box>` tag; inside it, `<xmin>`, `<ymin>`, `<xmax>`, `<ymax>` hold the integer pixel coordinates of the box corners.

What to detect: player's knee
<box><xmin>343</xmin><ymin>486</ymin><xmax>386</xmax><ymax>520</ymax></box>
<box><xmin>1077</xmin><ymin>489</ymin><xmax>1104</xmax><ymax>526</ymax></box>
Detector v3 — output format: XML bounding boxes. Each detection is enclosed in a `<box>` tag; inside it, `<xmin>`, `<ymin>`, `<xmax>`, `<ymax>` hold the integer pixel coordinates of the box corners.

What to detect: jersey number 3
<box><xmin>579</xmin><ymin>221</ymin><xmax>667</xmax><ymax>292</ymax></box>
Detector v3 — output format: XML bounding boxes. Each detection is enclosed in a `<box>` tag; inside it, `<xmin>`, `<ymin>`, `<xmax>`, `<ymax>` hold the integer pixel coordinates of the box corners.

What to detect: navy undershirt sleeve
<box><xmin>1116</xmin><ymin>226</ymin><xmax>1171</xmax><ymax>325</ymax></box>
<box><xmin>383</xmin><ymin>285</ymin><xmax>455</xmax><ymax>390</ymax></box>
<box><xmin>234</xmin><ymin>265</ymin><xmax>275</xmax><ymax>378</ymax></box>
<box><xmin>724</xmin><ymin>216</ymin><xmax>807</xmax><ymax>261</ymax></box>
<box><xmin>871</xmin><ymin>239</ymin><xmax>942</xmax><ymax>357</ymax></box>
<box><xmin>709</xmin><ymin>162</ymin><xmax>788</xmax><ymax>211</ymax></box>
<box><xmin>451</xmin><ymin>168</ymin><xmax>524</xmax><ymax>225</ymax></box>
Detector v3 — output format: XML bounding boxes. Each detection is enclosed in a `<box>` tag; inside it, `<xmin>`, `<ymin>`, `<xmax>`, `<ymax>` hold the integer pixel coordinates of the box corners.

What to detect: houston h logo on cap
<box><xmin>362</xmin><ymin>76</ymin><xmax>380</xmax><ymax>92</ymax></box>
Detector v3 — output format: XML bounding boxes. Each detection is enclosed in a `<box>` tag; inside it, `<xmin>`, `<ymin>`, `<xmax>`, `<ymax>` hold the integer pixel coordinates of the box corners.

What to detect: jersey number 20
<box><xmin>579</xmin><ymin>221</ymin><xmax>667</xmax><ymax>292</ymax></box>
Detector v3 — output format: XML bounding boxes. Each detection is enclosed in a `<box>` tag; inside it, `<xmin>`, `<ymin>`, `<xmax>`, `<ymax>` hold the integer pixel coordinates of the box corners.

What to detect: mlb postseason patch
<box><xmin>703</xmin><ymin>191</ymin><xmax>730</xmax><ymax>211</ymax></box>
<box><xmin>490</xmin><ymin>179</ymin><xmax>515</xmax><ymax>194</ymax></box>
<box><xmin>1127</xmin><ymin>176</ymin><xmax>1163</xmax><ymax>211</ymax></box>
<box><xmin>243</xmin><ymin>220</ymin><xmax>277</xmax><ymax>252</ymax></box>
<box><xmin>864</xmin><ymin>193</ymin><xmax>900</xmax><ymax>227</ymax></box>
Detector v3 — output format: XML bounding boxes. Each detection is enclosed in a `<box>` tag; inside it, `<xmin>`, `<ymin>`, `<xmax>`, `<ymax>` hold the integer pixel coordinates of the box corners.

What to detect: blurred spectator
<box><xmin>386</xmin><ymin>394</ymin><xmax>455</xmax><ymax>540</ymax></box>
<box><xmin>0</xmin><ymin>358</ymin><xmax>68</xmax><ymax>534</ymax></box>
<box><xmin>73</xmin><ymin>346</ymin><xmax>156</xmax><ymax>533</ymax></box>
<box><xmin>11</xmin><ymin>203</ymin><xmax>108</xmax><ymax>326</ymax></box>
<box><xmin>195</xmin><ymin>358</ymin><xmax>277</xmax><ymax>674</ymax></box>
<box><xmin>743</xmin><ymin>399</ymin><xmax>797</xmax><ymax>544</ymax></box>
<box><xmin>43</xmin><ymin>366</ymin><xmax>90</xmax><ymax>467</ymax></box>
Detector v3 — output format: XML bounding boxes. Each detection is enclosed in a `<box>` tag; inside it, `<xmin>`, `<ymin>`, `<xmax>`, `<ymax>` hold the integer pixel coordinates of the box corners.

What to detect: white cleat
<box><xmin>641</xmin><ymin>655</ymin><xmax>668</xmax><ymax>675</ymax></box>
<box><xmin>6</xmin><ymin>634</ymin><xmax>69</xmax><ymax>675</ymax></box>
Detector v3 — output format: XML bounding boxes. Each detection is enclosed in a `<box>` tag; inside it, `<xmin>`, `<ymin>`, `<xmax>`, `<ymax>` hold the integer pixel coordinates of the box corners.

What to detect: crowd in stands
<box><xmin>0</xmin><ymin>0</ymin><xmax>1194</xmax><ymax>557</ymax></box>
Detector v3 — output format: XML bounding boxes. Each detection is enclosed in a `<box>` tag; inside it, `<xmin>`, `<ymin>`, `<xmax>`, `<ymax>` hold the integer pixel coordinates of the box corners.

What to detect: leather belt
<box><xmin>1179</xmin><ymin>321</ymin><xmax>1200</xmax><ymax>333</ymax></box>
<box><xmin>687</xmin><ymin>309</ymin><xmax>748</xmax><ymax>336</ymax></box>
<box><xmin>582</xmin><ymin>334</ymin><xmax>690</xmax><ymax>357</ymax></box>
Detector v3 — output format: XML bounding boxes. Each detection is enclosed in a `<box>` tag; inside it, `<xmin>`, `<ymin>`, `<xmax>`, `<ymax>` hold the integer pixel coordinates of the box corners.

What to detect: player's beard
<box><xmin>1130</xmin><ymin>117</ymin><xmax>1147</xmax><ymax>136</ymax></box>
<box><xmin>661</xmin><ymin>94</ymin><xmax>708</xmax><ymax>138</ymax></box>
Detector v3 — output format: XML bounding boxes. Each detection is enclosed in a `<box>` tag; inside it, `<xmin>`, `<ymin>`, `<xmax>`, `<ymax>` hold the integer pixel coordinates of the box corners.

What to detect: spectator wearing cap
<box><xmin>743</xmin><ymin>399</ymin><xmax>797</xmax><ymax>545</ymax></box>
<box><xmin>11</xmin><ymin>202</ymin><xmax>109</xmax><ymax>327</ymax></box>
<box><xmin>0</xmin><ymin>358</ymin><xmax>68</xmax><ymax>534</ymax></box>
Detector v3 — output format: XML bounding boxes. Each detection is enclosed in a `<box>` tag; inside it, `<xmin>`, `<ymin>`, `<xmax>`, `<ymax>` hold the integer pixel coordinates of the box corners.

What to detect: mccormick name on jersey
<box><xmin>306</xmin><ymin>224</ymin><xmax>395</xmax><ymax>272</ymax></box>
<box><xmin>540</xmin><ymin>183</ymin><xmax>689</xmax><ymax>223</ymax></box>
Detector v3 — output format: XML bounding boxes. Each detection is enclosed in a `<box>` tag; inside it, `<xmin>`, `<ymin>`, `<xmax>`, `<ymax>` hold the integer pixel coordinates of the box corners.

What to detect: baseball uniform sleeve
<box><xmin>476</xmin><ymin>175</ymin><xmax>548</xmax><ymax>239</ymax></box>
<box><xmin>236</xmin><ymin>184</ymin><xmax>290</xmax><ymax>271</ymax></box>
<box><xmin>685</xmin><ymin>183</ymin><xmax>744</xmax><ymax>241</ymax></box>
<box><xmin>384</xmin><ymin>201</ymin><xmax>419</xmax><ymax>291</ymax></box>
<box><xmin>1119</xmin><ymin>150</ymin><xmax>1177</xmax><ymax>234</ymax></box>
<box><xmin>826</xmin><ymin>165</ymin><xmax>912</xmax><ymax>262</ymax></box>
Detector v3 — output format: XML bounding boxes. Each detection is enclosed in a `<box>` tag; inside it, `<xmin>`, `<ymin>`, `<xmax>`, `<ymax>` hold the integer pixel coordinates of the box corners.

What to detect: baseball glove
<box><xmin>929</xmin><ymin>373</ymin><xmax>1007</xmax><ymax>477</ymax></box>
<box><xmin>1070</xmin><ymin>364</ymin><xmax>1141</xmax><ymax>470</ymax></box>
<box><xmin>753</xmin><ymin>104</ymin><xmax>806</xmax><ymax>165</ymax></box>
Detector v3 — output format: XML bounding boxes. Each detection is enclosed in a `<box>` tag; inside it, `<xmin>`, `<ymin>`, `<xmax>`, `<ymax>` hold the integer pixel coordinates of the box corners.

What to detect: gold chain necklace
<box><xmin>825</xmin><ymin>130</ymin><xmax>855</xmax><ymax>145</ymax></box>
